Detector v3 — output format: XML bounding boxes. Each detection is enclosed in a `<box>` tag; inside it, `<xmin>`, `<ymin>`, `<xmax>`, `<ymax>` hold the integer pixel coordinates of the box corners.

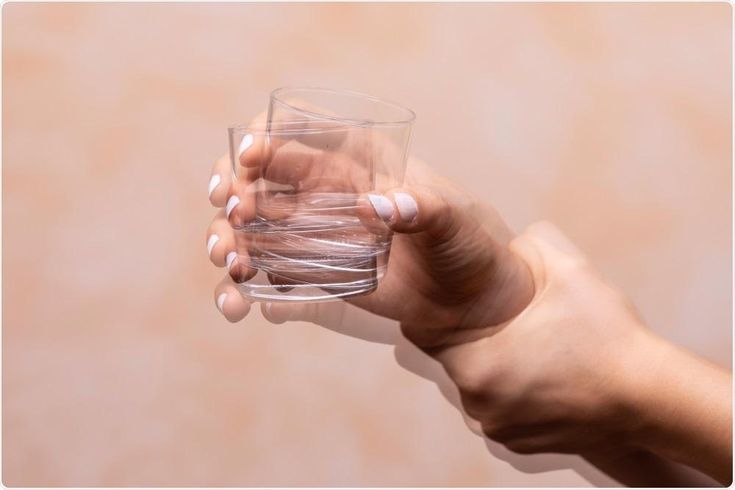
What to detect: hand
<box><xmin>206</xmin><ymin>124</ymin><xmax>535</xmax><ymax>340</ymax></box>
<box><xmin>431</xmin><ymin>221</ymin><xmax>657</xmax><ymax>455</ymax></box>
<box><xmin>431</xmin><ymin>221</ymin><xmax>732</xmax><ymax>484</ymax></box>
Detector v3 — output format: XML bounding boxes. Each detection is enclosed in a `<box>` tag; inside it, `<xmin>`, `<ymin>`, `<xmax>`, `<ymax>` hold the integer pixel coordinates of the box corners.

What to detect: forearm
<box><xmin>627</xmin><ymin>334</ymin><xmax>732</xmax><ymax>484</ymax></box>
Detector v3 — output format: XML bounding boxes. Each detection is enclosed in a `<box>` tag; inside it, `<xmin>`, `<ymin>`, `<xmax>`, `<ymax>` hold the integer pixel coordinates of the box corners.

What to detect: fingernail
<box><xmin>226</xmin><ymin>251</ymin><xmax>237</xmax><ymax>270</ymax></box>
<box><xmin>264</xmin><ymin>302</ymin><xmax>273</xmax><ymax>317</ymax></box>
<box><xmin>394</xmin><ymin>192</ymin><xmax>418</xmax><ymax>222</ymax></box>
<box><xmin>207</xmin><ymin>234</ymin><xmax>220</xmax><ymax>257</ymax></box>
<box><xmin>216</xmin><ymin>293</ymin><xmax>227</xmax><ymax>313</ymax></box>
<box><xmin>238</xmin><ymin>134</ymin><xmax>254</xmax><ymax>156</ymax></box>
<box><xmin>226</xmin><ymin>195</ymin><xmax>240</xmax><ymax>218</ymax></box>
<box><xmin>208</xmin><ymin>174</ymin><xmax>221</xmax><ymax>198</ymax></box>
<box><xmin>368</xmin><ymin>194</ymin><xmax>394</xmax><ymax>221</ymax></box>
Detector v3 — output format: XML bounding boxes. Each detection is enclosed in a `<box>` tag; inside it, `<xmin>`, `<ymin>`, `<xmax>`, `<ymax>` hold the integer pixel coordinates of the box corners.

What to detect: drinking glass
<box><xmin>228</xmin><ymin>88</ymin><xmax>414</xmax><ymax>302</ymax></box>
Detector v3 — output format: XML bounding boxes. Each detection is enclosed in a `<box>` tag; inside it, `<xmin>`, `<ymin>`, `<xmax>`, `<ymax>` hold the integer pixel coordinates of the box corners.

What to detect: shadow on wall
<box><xmin>254</xmin><ymin>294</ymin><xmax>720</xmax><ymax>487</ymax></box>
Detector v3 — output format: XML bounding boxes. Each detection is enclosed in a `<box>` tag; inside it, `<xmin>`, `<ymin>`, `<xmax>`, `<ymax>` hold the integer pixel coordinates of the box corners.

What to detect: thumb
<box><xmin>359</xmin><ymin>185</ymin><xmax>537</xmax><ymax>328</ymax></box>
<box><xmin>358</xmin><ymin>186</ymin><xmax>455</xmax><ymax>238</ymax></box>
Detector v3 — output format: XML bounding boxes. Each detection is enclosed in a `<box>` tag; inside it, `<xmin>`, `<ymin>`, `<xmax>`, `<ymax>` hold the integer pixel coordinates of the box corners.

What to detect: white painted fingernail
<box><xmin>368</xmin><ymin>194</ymin><xmax>394</xmax><ymax>221</ymax></box>
<box><xmin>394</xmin><ymin>192</ymin><xmax>418</xmax><ymax>222</ymax></box>
<box><xmin>226</xmin><ymin>251</ymin><xmax>237</xmax><ymax>270</ymax></box>
<box><xmin>238</xmin><ymin>134</ymin><xmax>254</xmax><ymax>156</ymax></box>
<box><xmin>208</xmin><ymin>174</ymin><xmax>221</xmax><ymax>198</ymax></box>
<box><xmin>226</xmin><ymin>195</ymin><xmax>240</xmax><ymax>218</ymax></box>
<box><xmin>216</xmin><ymin>293</ymin><xmax>227</xmax><ymax>313</ymax></box>
<box><xmin>207</xmin><ymin>234</ymin><xmax>219</xmax><ymax>257</ymax></box>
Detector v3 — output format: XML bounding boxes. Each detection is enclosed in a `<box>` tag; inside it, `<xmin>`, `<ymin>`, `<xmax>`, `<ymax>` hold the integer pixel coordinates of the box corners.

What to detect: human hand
<box><xmin>427</xmin><ymin>221</ymin><xmax>732</xmax><ymax>483</ymax></box>
<box><xmin>206</xmin><ymin>116</ymin><xmax>535</xmax><ymax>338</ymax></box>
<box><xmin>427</xmin><ymin>221</ymin><xmax>657</xmax><ymax>455</ymax></box>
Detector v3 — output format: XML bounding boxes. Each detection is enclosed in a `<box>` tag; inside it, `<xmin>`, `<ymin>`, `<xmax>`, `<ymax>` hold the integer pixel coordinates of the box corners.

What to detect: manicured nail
<box><xmin>208</xmin><ymin>174</ymin><xmax>221</xmax><ymax>198</ymax></box>
<box><xmin>238</xmin><ymin>134</ymin><xmax>254</xmax><ymax>156</ymax></box>
<box><xmin>368</xmin><ymin>194</ymin><xmax>394</xmax><ymax>221</ymax></box>
<box><xmin>207</xmin><ymin>234</ymin><xmax>219</xmax><ymax>257</ymax></box>
<box><xmin>216</xmin><ymin>293</ymin><xmax>227</xmax><ymax>313</ymax></box>
<box><xmin>226</xmin><ymin>195</ymin><xmax>240</xmax><ymax>218</ymax></box>
<box><xmin>394</xmin><ymin>192</ymin><xmax>418</xmax><ymax>222</ymax></box>
<box><xmin>226</xmin><ymin>251</ymin><xmax>237</xmax><ymax>270</ymax></box>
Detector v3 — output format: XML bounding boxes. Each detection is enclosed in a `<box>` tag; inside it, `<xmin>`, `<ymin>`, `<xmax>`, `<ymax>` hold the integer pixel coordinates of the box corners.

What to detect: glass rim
<box><xmin>270</xmin><ymin>86</ymin><xmax>416</xmax><ymax>127</ymax></box>
<box><xmin>228</xmin><ymin>120</ymin><xmax>359</xmax><ymax>135</ymax></box>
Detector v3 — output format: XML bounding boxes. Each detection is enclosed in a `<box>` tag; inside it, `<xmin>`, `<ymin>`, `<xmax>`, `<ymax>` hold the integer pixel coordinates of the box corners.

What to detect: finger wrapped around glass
<box><xmin>227</xmin><ymin>88</ymin><xmax>415</xmax><ymax>302</ymax></box>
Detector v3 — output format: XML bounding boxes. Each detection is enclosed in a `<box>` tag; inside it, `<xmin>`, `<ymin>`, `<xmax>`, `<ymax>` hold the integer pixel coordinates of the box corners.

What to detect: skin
<box><xmin>206</xmin><ymin>128</ymin><xmax>732</xmax><ymax>484</ymax></box>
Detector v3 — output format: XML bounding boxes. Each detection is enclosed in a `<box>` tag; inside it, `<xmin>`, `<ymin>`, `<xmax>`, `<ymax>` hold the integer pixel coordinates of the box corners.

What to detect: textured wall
<box><xmin>3</xmin><ymin>3</ymin><xmax>731</xmax><ymax>486</ymax></box>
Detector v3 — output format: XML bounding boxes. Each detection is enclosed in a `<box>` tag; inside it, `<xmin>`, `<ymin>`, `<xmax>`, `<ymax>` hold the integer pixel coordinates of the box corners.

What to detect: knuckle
<box><xmin>451</xmin><ymin>362</ymin><xmax>494</xmax><ymax>398</ymax></box>
<box><xmin>481</xmin><ymin>417</ymin><xmax>528</xmax><ymax>444</ymax></box>
<box><xmin>447</xmin><ymin>343</ymin><xmax>501</xmax><ymax>398</ymax></box>
<box><xmin>481</xmin><ymin>422</ymin><xmax>508</xmax><ymax>441</ymax></box>
<box><xmin>459</xmin><ymin>392</ymin><xmax>487</xmax><ymax>420</ymax></box>
<box><xmin>480</xmin><ymin>422</ymin><xmax>496</xmax><ymax>439</ymax></box>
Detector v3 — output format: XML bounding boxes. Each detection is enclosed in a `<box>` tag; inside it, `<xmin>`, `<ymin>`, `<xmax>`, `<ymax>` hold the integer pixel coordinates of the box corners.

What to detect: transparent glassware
<box><xmin>227</xmin><ymin>88</ymin><xmax>415</xmax><ymax>302</ymax></box>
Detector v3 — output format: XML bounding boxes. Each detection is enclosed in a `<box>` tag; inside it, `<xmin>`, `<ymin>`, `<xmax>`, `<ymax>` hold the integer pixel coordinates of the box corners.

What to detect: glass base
<box><xmin>236</xmin><ymin>270</ymin><xmax>379</xmax><ymax>303</ymax></box>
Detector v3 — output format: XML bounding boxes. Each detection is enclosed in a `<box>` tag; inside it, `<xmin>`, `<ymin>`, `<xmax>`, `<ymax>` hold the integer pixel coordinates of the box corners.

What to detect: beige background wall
<box><xmin>3</xmin><ymin>3</ymin><xmax>731</xmax><ymax>486</ymax></box>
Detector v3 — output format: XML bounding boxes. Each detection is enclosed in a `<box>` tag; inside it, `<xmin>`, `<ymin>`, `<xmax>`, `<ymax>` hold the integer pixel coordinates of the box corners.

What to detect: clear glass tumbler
<box><xmin>227</xmin><ymin>88</ymin><xmax>414</xmax><ymax>302</ymax></box>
